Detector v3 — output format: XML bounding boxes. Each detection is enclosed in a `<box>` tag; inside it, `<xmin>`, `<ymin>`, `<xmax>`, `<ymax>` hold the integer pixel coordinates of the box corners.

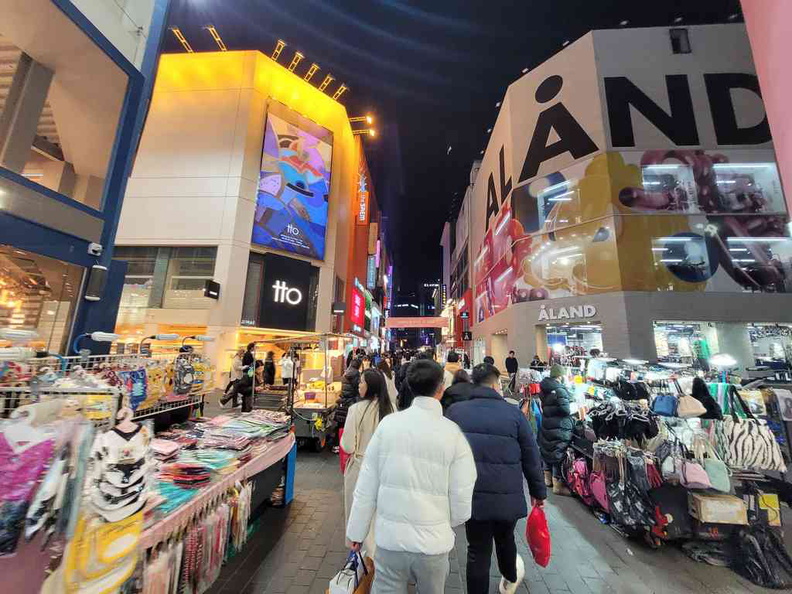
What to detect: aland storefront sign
<box><xmin>538</xmin><ymin>304</ymin><xmax>597</xmax><ymax>322</ymax></box>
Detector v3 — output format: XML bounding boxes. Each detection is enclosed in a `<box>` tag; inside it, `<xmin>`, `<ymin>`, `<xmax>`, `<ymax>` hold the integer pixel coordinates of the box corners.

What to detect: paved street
<box><xmin>207</xmin><ymin>449</ymin><xmax>775</xmax><ymax>594</ymax></box>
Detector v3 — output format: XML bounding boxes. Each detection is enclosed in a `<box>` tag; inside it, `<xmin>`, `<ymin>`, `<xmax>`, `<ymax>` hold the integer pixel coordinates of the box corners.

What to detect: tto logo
<box><xmin>286</xmin><ymin>223</ymin><xmax>300</xmax><ymax>236</ymax></box>
<box><xmin>272</xmin><ymin>281</ymin><xmax>303</xmax><ymax>305</ymax></box>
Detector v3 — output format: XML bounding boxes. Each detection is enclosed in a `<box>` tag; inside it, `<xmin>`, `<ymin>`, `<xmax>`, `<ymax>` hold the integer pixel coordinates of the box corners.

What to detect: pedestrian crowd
<box><xmin>339</xmin><ymin>347</ymin><xmax>570</xmax><ymax>594</ymax></box>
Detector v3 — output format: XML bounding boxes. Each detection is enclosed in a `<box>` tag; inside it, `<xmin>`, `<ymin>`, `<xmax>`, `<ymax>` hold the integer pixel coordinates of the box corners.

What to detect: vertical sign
<box><xmin>366</xmin><ymin>256</ymin><xmax>377</xmax><ymax>289</ymax></box>
<box><xmin>356</xmin><ymin>163</ymin><xmax>369</xmax><ymax>225</ymax></box>
<box><xmin>350</xmin><ymin>288</ymin><xmax>364</xmax><ymax>327</ymax></box>
<box><xmin>368</xmin><ymin>222</ymin><xmax>379</xmax><ymax>254</ymax></box>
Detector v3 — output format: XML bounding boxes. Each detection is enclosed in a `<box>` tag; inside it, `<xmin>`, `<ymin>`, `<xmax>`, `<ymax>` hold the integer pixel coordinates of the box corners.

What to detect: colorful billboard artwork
<box><xmin>472</xmin><ymin>151</ymin><xmax>792</xmax><ymax>323</ymax></box>
<box><xmin>252</xmin><ymin>112</ymin><xmax>333</xmax><ymax>260</ymax></box>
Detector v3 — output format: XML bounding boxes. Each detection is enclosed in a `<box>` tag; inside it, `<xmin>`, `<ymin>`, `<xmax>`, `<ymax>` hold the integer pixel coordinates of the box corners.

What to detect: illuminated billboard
<box><xmin>252</xmin><ymin>112</ymin><xmax>333</xmax><ymax>260</ymax></box>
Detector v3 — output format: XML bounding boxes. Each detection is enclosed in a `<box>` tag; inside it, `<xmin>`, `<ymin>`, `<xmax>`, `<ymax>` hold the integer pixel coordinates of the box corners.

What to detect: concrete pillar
<box><xmin>534</xmin><ymin>324</ymin><xmax>548</xmax><ymax>361</ymax></box>
<box><xmin>714</xmin><ymin>322</ymin><xmax>754</xmax><ymax>373</ymax></box>
<box><xmin>0</xmin><ymin>53</ymin><xmax>53</xmax><ymax>172</ymax></box>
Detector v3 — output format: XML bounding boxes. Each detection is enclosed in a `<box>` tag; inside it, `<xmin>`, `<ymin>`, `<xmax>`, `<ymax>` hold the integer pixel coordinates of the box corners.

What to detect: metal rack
<box><xmin>0</xmin><ymin>350</ymin><xmax>213</xmax><ymax>426</ymax></box>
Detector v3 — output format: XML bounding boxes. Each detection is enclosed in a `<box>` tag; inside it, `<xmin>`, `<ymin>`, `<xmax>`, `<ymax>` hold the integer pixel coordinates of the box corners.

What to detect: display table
<box><xmin>141</xmin><ymin>433</ymin><xmax>295</xmax><ymax>548</ymax></box>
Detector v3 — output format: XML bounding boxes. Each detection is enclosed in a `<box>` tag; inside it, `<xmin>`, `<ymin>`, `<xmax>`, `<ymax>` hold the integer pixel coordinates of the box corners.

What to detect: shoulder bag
<box><xmin>692</xmin><ymin>432</ymin><xmax>731</xmax><ymax>493</ymax></box>
<box><xmin>715</xmin><ymin>385</ymin><xmax>786</xmax><ymax>472</ymax></box>
<box><xmin>651</xmin><ymin>381</ymin><xmax>678</xmax><ymax>417</ymax></box>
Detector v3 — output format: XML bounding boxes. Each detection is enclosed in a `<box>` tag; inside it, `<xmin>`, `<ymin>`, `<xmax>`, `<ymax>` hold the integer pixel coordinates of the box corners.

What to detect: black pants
<box><xmin>465</xmin><ymin>519</ymin><xmax>518</xmax><ymax>594</ymax></box>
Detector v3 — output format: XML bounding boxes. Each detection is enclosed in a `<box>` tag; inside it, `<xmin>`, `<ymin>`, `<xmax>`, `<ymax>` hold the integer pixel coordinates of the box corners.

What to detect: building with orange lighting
<box><xmin>114</xmin><ymin>49</ymin><xmax>392</xmax><ymax>379</ymax></box>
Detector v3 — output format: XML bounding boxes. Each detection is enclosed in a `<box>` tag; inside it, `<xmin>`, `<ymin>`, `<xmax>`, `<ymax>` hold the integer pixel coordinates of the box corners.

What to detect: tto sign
<box><xmin>272</xmin><ymin>281</ymin><xmax>302</xmax><ymax>305</ymax></box>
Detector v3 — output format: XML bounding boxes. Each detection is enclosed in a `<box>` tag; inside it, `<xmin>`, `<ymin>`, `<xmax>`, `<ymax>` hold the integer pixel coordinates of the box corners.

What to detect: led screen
<box><xmin>252</xmin><ymin>112</ymin><xmax>333</xmax><ymax>260</ymax></box>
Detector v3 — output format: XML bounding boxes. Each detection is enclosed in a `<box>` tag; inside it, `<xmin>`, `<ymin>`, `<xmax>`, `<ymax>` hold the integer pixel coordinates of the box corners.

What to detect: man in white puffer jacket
<box><xmin>347</xmin><ymin>360</ymin><xmax>477</xmax><ymax>594</ymax></box>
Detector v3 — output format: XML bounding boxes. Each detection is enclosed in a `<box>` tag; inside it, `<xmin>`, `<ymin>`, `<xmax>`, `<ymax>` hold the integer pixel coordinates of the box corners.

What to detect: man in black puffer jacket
<box><xmin>538</xmin><ymin>364</ymin><xmax>574</xmax><ymax>495</ymax></box>
<box><xmin>447</xmin><ymin>364</ymin><xmax>547</xmax><ymax>594</ymax></box>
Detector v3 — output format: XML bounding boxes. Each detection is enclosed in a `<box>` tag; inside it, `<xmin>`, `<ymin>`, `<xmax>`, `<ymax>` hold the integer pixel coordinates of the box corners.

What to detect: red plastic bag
<box><xmin>525</xmin><ymin>504</ymin><xmax>551</xmax><ymax>567</ymax></box>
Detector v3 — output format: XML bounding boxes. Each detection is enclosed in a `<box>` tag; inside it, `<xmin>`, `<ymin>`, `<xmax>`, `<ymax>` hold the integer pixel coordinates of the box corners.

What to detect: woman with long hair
<box><xmin>377</xmin><ymin>360</ymin><xmax>399</xmax><ymax>411</ymax></box>
<box><xmin>262</xmin><ymin>350</ymin><xmax>276</xmax><ymax>386</ymax></box>
<box><xmin>341</xmin><ymin>369</ymin><xmax>394</xmax><ymax>554</ymax></box>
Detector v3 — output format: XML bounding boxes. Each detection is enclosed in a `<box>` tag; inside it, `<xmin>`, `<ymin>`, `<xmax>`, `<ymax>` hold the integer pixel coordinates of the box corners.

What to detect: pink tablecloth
<box><xmin>141</xmin><ymin>433</ymin><xmax>295</xmax><ymax>548</ymax></box>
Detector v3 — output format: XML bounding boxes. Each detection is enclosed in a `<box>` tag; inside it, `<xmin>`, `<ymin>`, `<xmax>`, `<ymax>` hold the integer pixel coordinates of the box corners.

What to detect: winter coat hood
<box><xmin>538</xmin><ymin>376</ymin><xmax>574</xmax><ymax>465</ymax></box>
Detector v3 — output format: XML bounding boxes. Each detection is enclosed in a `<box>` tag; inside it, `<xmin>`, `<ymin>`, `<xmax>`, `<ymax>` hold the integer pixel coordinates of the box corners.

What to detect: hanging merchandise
<box><xmin>651</xmin><ymin>382</ymin><xmax>679</xmax><ymax>417</ymax></box>
<box><xmin>714</xmin><ymin>386</ymin><xmax>786</xmax><ymax>472</ymax></box>
<box><xmin>677</xmin><ymin>392</ymin><xmax>707</xmax><ymax>418</ymax></box>
<box><xmin>691</xmin><ymin>433</ymin><xmax>731</xmax><ymax>493</ymax></box>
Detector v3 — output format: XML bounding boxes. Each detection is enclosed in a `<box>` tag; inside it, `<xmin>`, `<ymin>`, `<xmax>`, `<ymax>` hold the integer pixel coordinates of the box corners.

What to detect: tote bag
<box><xmin>715</xmin><ymin>386</ymin><xmax>786</xmax><ymax>472</ymax></box>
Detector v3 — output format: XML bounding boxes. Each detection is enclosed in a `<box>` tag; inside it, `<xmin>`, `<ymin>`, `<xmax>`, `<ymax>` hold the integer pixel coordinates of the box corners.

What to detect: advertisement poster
<box><xmin>473</xmin><ymin>152</ymin><xmax>791</xmax><ymax>323</ymax></box>
<box><xmin>252</xmin><ymin>112</ymin><xmax>333</xmax><ymax>260</ymax></box>
<box><xmin>350</xmin><ymin>288</ymin><xmax>364</xmax><ymax>327</ymax></box>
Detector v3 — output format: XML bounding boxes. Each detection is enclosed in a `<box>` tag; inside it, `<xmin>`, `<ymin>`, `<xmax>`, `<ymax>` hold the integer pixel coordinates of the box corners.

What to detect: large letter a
<box><xmin>519</xmin><ymin>104</ymin><xmax>599</xmax><ymax>182</ymax></box>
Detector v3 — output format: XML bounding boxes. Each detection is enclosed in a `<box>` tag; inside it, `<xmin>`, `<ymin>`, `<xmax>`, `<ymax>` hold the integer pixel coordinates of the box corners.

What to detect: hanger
<box><xmin>115</xmin><ymin>406</ymin><xmax>138</xmax><ymax>433</ymax></box>
<box><xmin>6</xmin><ymin>404</ymin><xmax>50</xmax><ymax>453</ymax></box>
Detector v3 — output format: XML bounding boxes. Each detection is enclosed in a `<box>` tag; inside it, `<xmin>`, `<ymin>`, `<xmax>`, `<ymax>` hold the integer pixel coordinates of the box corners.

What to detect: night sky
<box><xmin>163</xmin><ymin>0</ymin><xmax>743</xmax><ymax>289</ymax></box>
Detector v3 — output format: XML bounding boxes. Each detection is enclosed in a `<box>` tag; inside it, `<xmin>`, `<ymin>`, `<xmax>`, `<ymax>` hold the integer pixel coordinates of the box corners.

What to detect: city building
<box><xmin>458</xmin><ymin>24</ymin><xmax>791</xmax><ymax>372</ymax></box>
<box><xmin>113</xmin><ymin>47</ymin><xmax>392</xmax><ymax>377</ymax></box>
<box><xmin>0</xmin><ymin>0</ymin><xmax>170</xmax><ymax>354</ymax></box>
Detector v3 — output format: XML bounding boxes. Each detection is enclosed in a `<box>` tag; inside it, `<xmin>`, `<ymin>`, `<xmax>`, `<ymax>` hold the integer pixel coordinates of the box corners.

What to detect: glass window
<box><xmin>1</xmin><ymin>2</ymin><xmax>127</xmax><ymax>209</ymax></box>
<box><xmin>163</xmin><ymin>247</ymin><xmax>217</xmax><ymax>309</ymax></box>
<box><xmin>0</xmin><ymin>245</ymin><xmax>83</xmax><ymax>353</ymax></box>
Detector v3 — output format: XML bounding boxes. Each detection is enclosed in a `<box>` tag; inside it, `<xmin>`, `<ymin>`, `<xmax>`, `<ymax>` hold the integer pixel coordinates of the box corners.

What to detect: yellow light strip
<box><xmin>272</xmin><ymin>39</ymin><xmax>286</xmax><ymax>60</ymax></box>
<box><xmin>288</xmin><ymin>51</ymin><xmax>304</xmax><ymax>72</ymax></box>
<box><xmin>170</xmin><ymin>27</ymin><xmax>193</xmax><ymax>53</ymax></box>
<box><xmin>304</xmin><ymin>63</ymin><xmax>320</xmax><ymax>82</ymax></box>
<box><xmin>205</xmin><ymin>25</ymin><xmax>227</xmax><ymax>51</ymax></box>
<box><xmin>318</xmin><ymin>73</ymin><xmax>334</xmax><ymax>92</ymax></box>
<box><xmin>332</xmin><ymin>84</ymin><xmax>348</xmax><ymax>100</ymax></box>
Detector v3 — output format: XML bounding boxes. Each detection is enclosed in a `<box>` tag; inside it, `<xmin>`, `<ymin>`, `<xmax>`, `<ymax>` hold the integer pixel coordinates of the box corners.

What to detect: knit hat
<box><xmin>550</xmin><ymin>364</ymin><xmax>565</xmax><ymax>378</ymax></box>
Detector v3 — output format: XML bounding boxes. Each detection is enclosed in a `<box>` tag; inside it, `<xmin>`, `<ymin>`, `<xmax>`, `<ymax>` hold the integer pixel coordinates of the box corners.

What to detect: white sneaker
<box><xmin>499</xmin><ymin>555</ymin><xmax>525</xmax><ymax>594</ymax></box>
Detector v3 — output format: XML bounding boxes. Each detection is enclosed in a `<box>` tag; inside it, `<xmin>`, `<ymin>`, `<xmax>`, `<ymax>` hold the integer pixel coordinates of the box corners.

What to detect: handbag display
<box><xmin>677</xmin><ymin>394</ymin><xmax>707</xmax><ymax>418</ymax></box>
<box><xmin>679</xmin><ymin>459</ymin><xmax>711</xmax><ymax>490</ymax></box>
<box><xmin>692</xmin><ymin>433</ymin><xmax>731</xmax><ymax>493</ymax></box>
<box><xmin>715</xmin><ymin>386</ymin><xmax>787</xmax><ymax>473</ymax></box>
<box><xmin>651</xmin><ymin>391</ymin><xmax>678</xmax><ymax>417</ymax></box>
<box><xmin>588</xmin><ymin>471</ymin><xmax>609</xmax><ymax>512</ymax></box>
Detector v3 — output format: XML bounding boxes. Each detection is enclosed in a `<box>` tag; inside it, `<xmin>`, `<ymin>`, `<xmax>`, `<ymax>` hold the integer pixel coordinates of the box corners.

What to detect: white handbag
<box><xmin>329</xmin><ymin>552</ymin><xmax>366</xmax><ymax>594</ymax></box>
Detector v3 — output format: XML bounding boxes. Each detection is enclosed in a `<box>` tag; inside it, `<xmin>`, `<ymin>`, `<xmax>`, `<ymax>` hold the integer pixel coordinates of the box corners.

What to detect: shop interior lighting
<box><xmin>620</xmin><ymin>20</ymin><xmax>630</xmax><ymax>26</ymax></box>
<box><xmin>548</xmin><ymin>191</ymin><xmax>574</xmax><ymax>202</ymax></box>
<box><xmin>170</xmin><ymin>27</ymin><xmax>193</xmax><ymax>53</ymax></box>
<box><xmin>304</xmin><ymin>63</ymin><xmax>320</xmax><ymax>82</ymax></box>
<box><xmin>204</xmin><ymin>25</ymin><xmax>227</xmax><ymax>51</ymax></box>
<box><xmin>644</xmin><ymin>164</ymin><xmax>684</xmax><ymax>170</ymax></box>
<box><xmin>728</xmin><ymin>236</ymin><xmax>787</xmax><ymax>243</ymax></box>
<box><xmin>288</xmin><ymin>51</ymin><xmax>304</xmax><ymax>72</ymax></box>
<box><xmin>487</xmin><ymin>127</ymin><xmax>492</xmax><ymax>133</ymax></box>
<box><xmin>182</xmin><ymin>334</ymin><xmax>215</xmax><ymax>346</ymax></box>
<box><xmin>659</xmin><ymin>236</ymin><xmax>692</xmax><ymax>242</ymax></box>
<box><xmin>562</xmin><ymin>40</ymin><xmax>570</xmax><ymax>47</ymax></box>
<box><xmin>521</xmin><ymin>68</ymin><xmax>529</xmax><ymax>74</ymax></box>
<box><xmin>709</xmin><ymin>353</ymin><xmax>737</xmax><ymax>368</ymax></box>
<box><xmin>539</xmin><ymin>180</ymin><xmax>571</xmax><ymax>195</ymax></box>
<box><xmin>332</xmin><ymin>84</ymin><xmax>349</xmax><ymax>100</ymax></box>
<box><xmin>272</xmin><ymin>39</ymin><xmax>286</xmax><ymax>61</ymax></box>
<box><xmin>495</xmin><ymin>101</ymin><xmax>501</xmax><ymax>107</ymax></box>
<box><xmin>623</xmin><ymin>358</ymin><xmax>648</xmax><ymax>366</ymax></box>
<box><xmin>318</xmin><ymin>74</ymin><xmax>334</xmax><ymax>91</ymax></box>
<box><xmin>712</xmin><ymin>163</ymin><xmax>771</xmax><ymax>169</ymax></box>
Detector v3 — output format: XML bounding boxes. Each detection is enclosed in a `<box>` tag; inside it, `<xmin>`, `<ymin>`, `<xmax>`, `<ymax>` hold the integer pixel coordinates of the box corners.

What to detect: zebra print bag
<box><xmin>714</xmin><ymin>386</ymin><xmax>786</xmax><ymax>473</ymax></box>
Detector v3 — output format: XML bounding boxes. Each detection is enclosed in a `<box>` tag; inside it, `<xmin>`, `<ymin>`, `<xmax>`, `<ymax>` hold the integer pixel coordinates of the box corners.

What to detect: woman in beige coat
<box><xmin>341</xmin><ymin>368</ymin><xmax>394</xmax><ymax>555</ymax></box>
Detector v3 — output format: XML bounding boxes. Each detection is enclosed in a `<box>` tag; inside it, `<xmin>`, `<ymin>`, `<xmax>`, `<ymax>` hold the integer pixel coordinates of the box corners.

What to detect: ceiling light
<box><xmin>480</xmin><ymin>150</ymin><xmax>484</xmax><ymax>155</ymax></box>
<box><xmin>728</xmin><ymin>13</ymin><xmax>739</xmax><ymax>21</ymax></box>
<box><xmin>620</xmin><ymin>20</ymin><xmax>629</xmax><ymax>26</ymax></box>
<box><xmin>170</xmin><ymin>27</ymin><xmax>193</xmax><ymax>53</ymax></box>
<box><xmin>674</xmin><ymin>17</ymin><xmax>683</xmax><ymax>24</ymax></box>
<box><xmin>304</xmin><ymin>63</ymin><xmax>320</xmax><ymax>82</ymax></box>
<box><xmin>521</xmin><ymin>67</ymin><xmax>529</xmax><ymax>73</ymax></box>
<box><xmin>495</xmin><ymin>101</ymin><xmax>501</xmax><ymax>107</ymax></box>
<box><xmin>272</xmin><ymin>39</ymin><xmax>286</xmax><ymax>60</ymax></box>
<box><xmin>487</xmin><ymin>128</ymin><xmax>492</xmax><ymax>133</ymax></box>
<box><xmin>562</xmin><ymin>40</ymin><xmax>570</xmax><ymax>47</ymax></box>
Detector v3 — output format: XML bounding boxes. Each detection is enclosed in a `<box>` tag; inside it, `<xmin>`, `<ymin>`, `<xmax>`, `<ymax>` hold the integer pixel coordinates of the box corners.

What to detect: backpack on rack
<box><xmin>173</xmin><ymin>355</ymin><xmax>195</xmax><ymax>396</ymax></box>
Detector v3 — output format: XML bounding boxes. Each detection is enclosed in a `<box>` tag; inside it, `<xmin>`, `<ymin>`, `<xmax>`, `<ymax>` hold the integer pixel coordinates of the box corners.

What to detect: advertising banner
<box><xmin>350</xmin><ymin>288</ymin><xmax>365</xmax><ymax>327</ymax></box>
<box><xmin>357</xmin><ymin>160</ymin><xmax>370</xmax><ymax>225</ymax></box>
<box><xmin>468</xmin><ymin>27</ymin><xmax>788</xmax><ymax>324</ymax></box>
<box><xmin>366</xmin><ymin>256</ymin><xmax>377</xmax><ymax>290</ymax></box>
<box><xmin>259</xmin><ymin>253</ymin><xmax>315</xmax><ymax>331</ymax></box>
<box><xmin>252</xmin><ymin>112</ymin><xmax>333</xmax><ymax>260</ymax></box>
<box><xmin>385</xmin><ymin>317</ymin><xmax>450</xmax><ymax>329</ymax></box>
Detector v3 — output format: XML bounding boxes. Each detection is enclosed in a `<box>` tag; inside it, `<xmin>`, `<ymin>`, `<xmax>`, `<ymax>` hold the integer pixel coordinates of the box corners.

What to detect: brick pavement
<box><xmin>208</xmin><ymin>450</ymin><xmax>770</xmax><ymax>594</ymax></box>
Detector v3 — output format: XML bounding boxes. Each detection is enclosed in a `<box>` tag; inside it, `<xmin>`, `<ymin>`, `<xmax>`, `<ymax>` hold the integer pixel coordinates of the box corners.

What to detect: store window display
<box><xmin>0</xmin><ymin>245</ymin><xmax>83</xmax><ymax>354</ymax></box>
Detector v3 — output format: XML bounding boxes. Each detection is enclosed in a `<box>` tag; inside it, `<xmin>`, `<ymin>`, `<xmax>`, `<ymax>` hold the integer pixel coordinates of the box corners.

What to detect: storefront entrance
<box><xmin>545</xmin><ymin>322</ymin><xmax>603</xmax><ymax>364</ymax></box>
